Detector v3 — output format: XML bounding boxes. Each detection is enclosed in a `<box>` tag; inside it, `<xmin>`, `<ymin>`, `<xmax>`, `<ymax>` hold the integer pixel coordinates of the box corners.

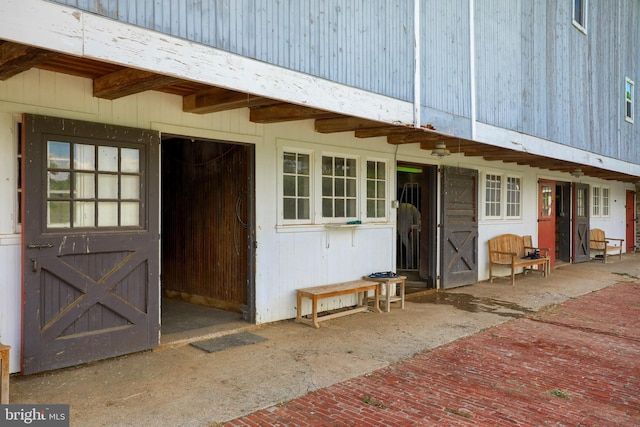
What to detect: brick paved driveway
<box><xmin>226</xmin><ymin>282</ymin><xmax>640</xmax><ymax>426</ymax></box>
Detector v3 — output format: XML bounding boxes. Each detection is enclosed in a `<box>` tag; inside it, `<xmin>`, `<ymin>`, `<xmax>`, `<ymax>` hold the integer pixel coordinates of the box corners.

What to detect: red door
<box><xmin>538</xmin><ymin>180</ymin><xmax>556</xmax><ymax>266</ymax></box>
<box><xmin>626</xmin><ymin>190</ymin><xmax>635</xmax><ymax>252</ymax></box>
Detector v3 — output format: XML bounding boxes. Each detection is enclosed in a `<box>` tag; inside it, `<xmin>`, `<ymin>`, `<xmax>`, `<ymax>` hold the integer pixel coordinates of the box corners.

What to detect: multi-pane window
<box><xmin>576</xmin><ymin>186</ymin><xmax>586</xmax><ymax>217</ymax></box>
<box><xmin>592</xmin><ymin>186</ymin><xmax>601</xmax><ymax>216</ymax></box>
<box><xmin>592</xmin><ymin>185</ymin><xmax>610</xmax><ymax>218</ymax></box>
<box><xmin>626</xmin><ymin>78</ymin><xmax>634</xmax><ymax>123</ymax></box>
<box><xmin>322</xmin><ymin>155</ymin><xmax>357</xmax><ymax>218</ymax></box>
<box><xmin>282</xmin><ymin>151</ymin><xmax>310</xmax><ymax>221</ymax></box>
<box><xmin>573</xmin><ymin>0</ymin><xmax>587</xmax><ymax>32</ymax></box>
<box><xmin>366</xmin><ymin>160</ymin><xmax>386</xmax><ymax>218</ymax></box>
<box><xmin>484</xmin><ymin>173</ymin><xmax>522</xmax><ymax>219</ymax></box>
<box><xmin>484</xmin><ymin>174</ymin><xmax>502</xmax><ymax>217</ymax></box>
<box><xmin>506</xmin><ymin>177</ymin><xmax>521</xmax><ymax>217</ymax></box>
<box><xmin>47</xmin><ymin>141</ymin><xmax>141</xmax><ymax>228</ymax></box>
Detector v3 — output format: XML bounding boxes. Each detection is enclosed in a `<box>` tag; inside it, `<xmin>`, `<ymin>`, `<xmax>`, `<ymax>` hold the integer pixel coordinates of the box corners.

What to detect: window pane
<box><xmin>542</xmin><ymin>186</ymin><xmax>552</xmax><ymax>216</ymax></box>
<box><xmin>367</xmin><ymin>180</ymin><xmax>375</xmax><ymax>198</ymax></box>
<box><xmin>335</xmin><ymin>158</ymin><xmax>345</xmax><ymax>176</ymax></box>
<box><xmin>322</xmin><ymin>156</ymin><xmax>333</xmax><ymax>175</ymax></box>
<box><xmin>120</xmin><ymin>202</ymin><xmax>139</xmax><ymax>226</ymax></box>
<box><xmin>74</xmin><ymin>173</ymin><xmax>95</xmax><ymax>199</ymax></box>
<box><xmin>298</xmin><ymin>176</ymin><xmax>309</xmax><ymax>197</ymax></box>
<box><xmin>367</xmin><ymin>161</ymin><xmax>375</xmax><ymax>179</ymax></box>
<box><xmin>74</xmin><ymin>202</ymin><xmax>95</xmax><ymax>227</ymax></box>
<box><xmin>98</xmin><ymin>146</ymin><xmax>118</xmax><ymax>172</ymax></box>
<box><xmin>367</xmin><ymin>199</ymin><xmax>375</xmax><ymax>216</ymax></box>
<box><xmin>74</xmin><ymin>144</ymin><xmax>95</xmax><ymax>171</ymax></box>
<box><xmin>377</xmin><ymin>162</ymin><xmax>385</xmax><ymax>179</ymax></box>
<box><xmin>297</xmin><ymin>199</ymin><xmax>310</xmax><ymax>220</ymax></box>
<box><xmin>98</xmin><ymin>202</ymin><xmax>118</xmax><ymax>226</ymax></box>
<box><xmin>346</xmin><ymin>158</ymin><xmax>356</xmax><ymax>177</ymax></box>
<box><xmin>346</xmin><ymin>199</ymin><xmax>356</xmax><ymax>217</ymax></box>
<box><xmin>48</xmin><ymin>141</ymin><xmax>70</xmax><ymax>169</ymax></box>
<box><xmin>322</xmin><ymin>198</ymin><xmax>333</xmax><ymax>217</ymax></box>
<box><xmin>322</xmin><ymin>177</ymin><xmax>333</xmax><ymax>196</ymax></box>
<box><xmin>283</xmin><ymin>175</ymin><xmax>296</xmax><ymax>197</ymax></box>
<box><xmin>376</xmin><ymin>200</ymin><xmax>385</xmax><ymax>217</ymax></box>
<box><xmin>335</xmin><ymin>178</ymin><xmax>344</xmax><ymax>197</ymax></box>
<box><xmin>98</xmin><ymin>174</ymin><xmax>118</xmax><ymax>199</ymax></box>
<box><xmin>121</xmin><ymin>148</ymin><xmax>139</xmax><ymax>173</ymax></box>
<box><xmin>47</xmin><ymin>201</ymin><xmax>70</xmax><ymax>228</ymax></box>
<box><xmin>121</xmin><ymin>175</ymin><xmax>139</xmax><ymax>199</ymax></box>
<box><xmin>283</xmin><ymin>152</ymin><xmax>296</xmax><ymax>174</ymax></box>
<box><xmin>377</xmin><ymin>181</ymin><xmax>385</xmax><ymax>198</ymax></box>
<box><xmin>346</xmin><ymin>178</ymin><xmax>356</xmax><ymax>197</ymax></box>
<box><xmin>298</xmin><ymin>154</ymin><xmax>309</xmax><ymax>175</ymax></box>
<box><xmin>48</xmin><ymin>172</ymin><xmax>70</xmax><ymax>199</ymax></box>
<box><xmin>283</xmin><ymin>198</ymin><xmax>296</xmax><ymax>220</ymax></box>
<box><xmin>335</xmin><ymin>199</ymin><xmax>345</xmax><ymax>217</ymax></box>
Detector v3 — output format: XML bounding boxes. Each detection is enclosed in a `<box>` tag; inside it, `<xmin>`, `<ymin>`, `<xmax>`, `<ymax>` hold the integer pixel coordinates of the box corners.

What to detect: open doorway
<box><xmin>396</xmin><ymin>163</ymin><xmax>437</xmax><ymax>292</ymax></box>
<box><xmin>160</xmin><ymin>136</ymin><xmax>255</xmax><ymax>342</ymax></box>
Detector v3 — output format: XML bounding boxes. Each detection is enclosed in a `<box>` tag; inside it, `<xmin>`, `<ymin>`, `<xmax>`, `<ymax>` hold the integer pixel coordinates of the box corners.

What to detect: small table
<box><xmin>364</xmin><ymin>275</ymin><xmax>406</xmax><ymax>312</ymax></box>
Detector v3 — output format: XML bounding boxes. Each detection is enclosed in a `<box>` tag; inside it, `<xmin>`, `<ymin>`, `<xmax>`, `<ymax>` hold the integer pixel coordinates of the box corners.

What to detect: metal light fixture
<box><xmin>571</xmin><ymin>168</ymin><xmax>584</xmax><ymax>178</ymax></box>
<box><xmin>431</xmin><ymin>141</ymin><xmax>451</xmax><ymax>158</ymax></box>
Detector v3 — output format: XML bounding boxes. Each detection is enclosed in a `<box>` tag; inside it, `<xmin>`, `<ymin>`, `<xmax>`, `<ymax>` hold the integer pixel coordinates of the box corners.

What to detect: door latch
<box><xmin>27</xmin><ymin>243</ymin><xmax>53</xmax><ymax>249</ymax></box>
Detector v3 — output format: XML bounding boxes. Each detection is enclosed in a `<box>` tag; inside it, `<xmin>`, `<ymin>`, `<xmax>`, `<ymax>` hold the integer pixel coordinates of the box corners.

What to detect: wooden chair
<box><xmin>589</xmin><ymin>228</ymin><xmax>623</xmax><ymax>263</ymax></box>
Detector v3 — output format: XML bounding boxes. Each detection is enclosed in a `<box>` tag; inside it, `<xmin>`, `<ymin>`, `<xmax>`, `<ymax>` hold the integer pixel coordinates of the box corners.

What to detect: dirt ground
<box><xmin>9</xmin><ymin>254</ymin><xmax>640</xmax><ymax>426</ymax></box>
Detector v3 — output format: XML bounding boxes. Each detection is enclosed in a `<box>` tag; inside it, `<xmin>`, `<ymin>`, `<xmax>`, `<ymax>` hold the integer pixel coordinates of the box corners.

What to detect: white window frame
<box><xmin>591</xmin><ymin>185</ymin><xmax>610</xmax><ymax>218</ymax></box>
<box><xmin>572</xmin><ymin>0</ymin><xmax>588</xmax><ymax>34</ymax></box>
<box><xmin>320</xmin><ymin>153</ymin><xmax>359</xmax><ymax>223</ymax></box>
<box><xmin>482</xmin><ymin>172</ymin><xmax>522</xmax><ymax>220</ymax></box>
<box><xmin>279</xmin><ymin>147</ymin><xmax>314</xmax><ymax>225</ymax></box>
<box><xmin>281</xmin><ymin>149</ymin><xmax>313</xmax><ymax>225</ymax></box>
<box><xmin>626</xmin><ymin>77</ymin><xmax>634</xmax><ymax>124</ymax></box>
<box><xmin>365</xmin><ymin>159</ymin><xmax>388</xmax><ymax>221</ymax></box>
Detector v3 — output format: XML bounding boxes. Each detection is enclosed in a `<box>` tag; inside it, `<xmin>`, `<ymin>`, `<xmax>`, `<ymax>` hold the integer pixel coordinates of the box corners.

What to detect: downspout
<box><xmin>469</xmin><ymin>0</ymin><xmax>477</xmax><ymax>139</ymax></box>
<box><xmin>414</xmin><ymin>0</ymin><xmax>421</xmax><ymax>129</ymax></box>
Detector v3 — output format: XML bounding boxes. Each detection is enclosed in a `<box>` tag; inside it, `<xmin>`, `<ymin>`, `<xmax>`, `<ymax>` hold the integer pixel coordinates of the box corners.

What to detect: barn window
<box><xmin>626</xmin><ymin>78</ymin><xmax>634</xmax><ymax>123</ymax></box>
<box><xmin>592</xmin><ymin>185</ymin><xmax>610</xmax><ymax>218</ymax></box>
<box><xmin>366</xmin><ymin>160</ymin><xmax>386</xmax><ymax>219</ymax></box>
<box><xmin>322</xmin><ymin>155</ymin><xmax>357</xmax><ymax>219</ymax></box>
<box><xmin>573</xmin><ymin>0</ymin><xmax>587</xmax><ymax>33</ymax></box>
<box><xmin>46</xmin><ymin>141</ymin><xmax>142</xmax><ymax>228</ymax></box>
<box><xmin>483</xmin><ymin>172</ymin><xmax>522</xmax><ymax>220</ymax></box>
<box><xmin>282</xmin><ymin>151</ymin><xmax>311</xmax><ymax>221</ymax></box>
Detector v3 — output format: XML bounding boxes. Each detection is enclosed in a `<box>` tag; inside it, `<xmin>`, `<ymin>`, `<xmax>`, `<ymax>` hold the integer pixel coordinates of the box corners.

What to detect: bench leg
<box><xmin>511</xmin><ymin>268</ymin><xmax>515</xmax><ymax>286</ymax></box>
<box><xmin>296</xmin><ymin>292</ymin><xmax>302</xmax><ymax>322</ymax></box>
<box><xmin>399</xmin><ymin>278</ymin><xmax>405</xmax><ymax>310</ymax></box>
<box><xmin>312</xmin><ymin>295</ymin><xmax>320</xmax><ymax>328</ymax></box>
<box><xmin>0</xmin><ymin>345</ymin><xmax>9</xmax><ymax>404</ymax></box>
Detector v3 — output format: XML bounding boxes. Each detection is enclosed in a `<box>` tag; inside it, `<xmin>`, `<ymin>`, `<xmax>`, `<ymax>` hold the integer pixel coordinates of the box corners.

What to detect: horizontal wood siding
<box><xmin>51</xmin><ymin>0</ymin><xmax>414</xmax><ymax>102</ymax></box>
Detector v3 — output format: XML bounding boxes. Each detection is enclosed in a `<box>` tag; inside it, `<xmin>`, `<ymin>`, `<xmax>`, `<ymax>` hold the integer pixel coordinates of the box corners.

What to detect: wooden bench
<box><xmin>488</xmin><ymin>234</ymin><xmax>550</xmax><ymax>286</ymax></box>
<box><xmin>0</xmin><ymin>343</ymin><xmax>9</xmax><ymax>404</ymax></box>
<box><xmin>296</xmin><ymin>280</ymin><xmax>381</xmax><ymax>328</ymax></box>
<box><xmin>590</xmin><ymin>228</ymin><xmax>624</xmax><ymax>263</ymax></box>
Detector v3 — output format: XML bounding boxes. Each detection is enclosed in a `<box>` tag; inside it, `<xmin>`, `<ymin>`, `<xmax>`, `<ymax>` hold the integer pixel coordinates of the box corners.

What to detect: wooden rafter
<box><xmin>0</xmin><ymin>42</ymin><xmax>60</xmax><ymax>80</ymax></box>
<box><xmin>249</xmin><ymin>103</ymin><xmax>340</xmax><ymax>123</ymax></box>
<box><xmin>93</xmin><ymin>68</ymin><xmax>182</xmax><ymax>100</ymax></box>
<box><xmin>314</xmin><ymin>117</ymin><xmax>389</xmax><ymax>133</ymax></box>
<box><xmin>183</xmin><ymin>87</ymin><xmax>277</xmax><ymax>114</ymax></box>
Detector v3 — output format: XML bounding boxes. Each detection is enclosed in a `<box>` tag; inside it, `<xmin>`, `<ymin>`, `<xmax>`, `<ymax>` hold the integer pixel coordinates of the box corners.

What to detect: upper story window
<box><xmin>573</xmin><ymin>0</ymin><xmax>587</xmax><ymax>33</ymax></box>
<box><xmin>483</xmin><ymin>172</ymin><xmax>522</xmax><ymax>220</ymax></box>
<box><xmin>626</xmin><ymin>78</ymin><xmax>634</xmax><ymax>123</ymax></box>
<box><xmin>283</xmin><ymin>151</ymin><xmax>311</xmax><ymax>222</ymax></box>
<box><xmin>322</xmin><ymin>155</ymin><xmax>357</xmax><ymax>219</ymax></box>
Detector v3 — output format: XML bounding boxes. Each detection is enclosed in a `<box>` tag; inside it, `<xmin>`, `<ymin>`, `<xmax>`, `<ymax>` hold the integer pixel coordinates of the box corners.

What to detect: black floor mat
<box><xmin>189</xmin><ymin>332</ymin><xmax>267</xmax><ymax>353</ymax></box>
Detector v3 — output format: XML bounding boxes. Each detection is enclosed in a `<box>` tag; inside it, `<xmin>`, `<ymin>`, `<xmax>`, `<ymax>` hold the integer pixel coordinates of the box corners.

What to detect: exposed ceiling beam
<box><xmin>387</xmin><ymin>131</ymin><xmax>445</xmax><ymax>145</ymax></box>
<box><xmin>0</xmin><ymin>42</ymin><xmax>60</xmax><ymax>80</ymax></box>
<box><xmin>314</xmin><ymin>117</ymin><xmax>389</xmax><ymax>133</ymax></box>
<box><xmin>183</xmin><ymin>87</ymin><xmax>277</xmax><ymax>114</ymax></box>
<box><xmin>93</xmin><ymin>68</ymin><xmax>182</xmax><ymax>100</ymax></box>
<box><xmin>249</xmin><ymin>103</ymin><xmax>340</xmax><ymax>123</ymax></box>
